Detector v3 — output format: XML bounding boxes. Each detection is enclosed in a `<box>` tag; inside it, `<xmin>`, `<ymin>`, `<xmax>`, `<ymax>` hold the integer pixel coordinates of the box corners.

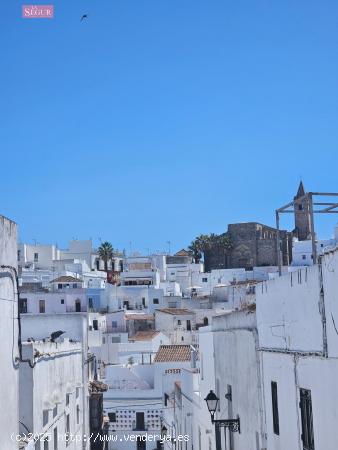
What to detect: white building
<box><xmin>256</xmin><ymin>247</ymin><xmax>338</xmax><ymax>450</ymax></box>
<box><xmin>19</xmin><ymin>338</ymin><xmax>84</xmax><ymax>450</ymax></box>
<box><xmin>0</xmin><ymin>215</ymin><xmax>20</xmax><ymax>450</ymax></box>
<box><xmin>19</xmin><ymin>289</ymin><xmax>88</xmax><ymax>314</ymax></box>
<box><xmin>21</xmin><ymin>313</ymin><xmax>96</xmax><ymax>449</ymax></box>
<box><xmin>103</xmin><ymin>344</ymin><xmax>194</xmax><ymax>450</ymax></box>
<box><xmin>291</xmin><ymin>225</ymin><xmax>338</xmax><ymax>266</ymax></box>
<box><xmin>155</xmin><ymin>309</ymin><xmax>197</xmax><ymax>344</ymax></box>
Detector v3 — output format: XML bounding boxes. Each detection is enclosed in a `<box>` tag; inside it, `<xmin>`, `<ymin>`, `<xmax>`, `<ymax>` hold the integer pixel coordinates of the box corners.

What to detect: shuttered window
<box><xmin>299</xmin><ymin>388</ymin><xmax>315</xmax><ymax>450</ymax></box>
<box><xmin>271</xmin><ymin>381</ymin><xmax>279</xmax><ymax>435</ymax></box>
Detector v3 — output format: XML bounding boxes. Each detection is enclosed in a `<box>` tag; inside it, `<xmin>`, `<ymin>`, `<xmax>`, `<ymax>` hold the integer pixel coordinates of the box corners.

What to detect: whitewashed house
<box><xmin>19</xmin><ymin>338</ymin><xmax>84</xmax><ymax>450</ymax></box>
<box><xmin>291</xmin><ymin>225</ymin><xmax>338</xmax><ymax>266</ymax></box>
<box><xmin>21</xmin><ymin>313</ymin><xmax>96</xmax><ymax>448</ymax></box>
<box><xmin>19</xmin><ymin>290</ymin><xmax>88</xmax><ymax>314</ymax></box>
<box><xmin>155</xmin><ymin>309</ymin><xmax>197</xmax><ymax>344</ymax></box>
<box><xmin>256</xmin><ymin>246</ymin><xmax>338</xmax><ymax>450</ymax></box>
<box><xmin>0</xmin><ymin>215</ymin><xmax>20</xmax><ymax>450</ymax></box>
<box><xmin>103</xmin><ymin>344</ymin><xmax>194</xmax><ymax>450</ymax></box>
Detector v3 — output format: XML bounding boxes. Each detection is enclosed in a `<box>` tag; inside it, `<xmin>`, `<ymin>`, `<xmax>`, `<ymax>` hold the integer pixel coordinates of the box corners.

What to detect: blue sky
<box><xmin>1</xmin><ymin>0</ymin><xmax>338</xmax><ymax>253</ymax></box>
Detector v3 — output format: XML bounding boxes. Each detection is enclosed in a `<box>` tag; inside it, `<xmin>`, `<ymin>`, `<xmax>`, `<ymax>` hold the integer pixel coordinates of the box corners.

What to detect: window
<box><xmin>73</xmin><ymin>283</ymin><xmax>77</xmax><ymax>288</ymax></box>
<box><xmin>39</xmin><ymin>300</ymin><xmax>45</xmax><ymax>314</ymax></box>
<box><xmin>299</xmin><ymin>388</ymin><xmax>315</xmax><ymax>450</ymax></box>
<box><xmin>60</xmin><ymin>299</ymin><xmax>64</xmax><ymax>304</ymax></box>
<box><xmin>111</xmin><ymin>321</ymin><xmax>117</xmax><ymax>328</ymax></box>
<box><xmin>142</xmin><ymin>297</ymin><xmax>146</xmax><ymax>307</ymax></box>
<box><xmin>186</xmin><ymin>320</ymin><xmax>191</xmax><ymax>331</ymax></box>
<box><xmin>153</xmin><ymin>298</ymin><xmax>159</xmax><ymax>305</ymax></box>
<box><xmin>164</xmin><ymin>393</ymin><xmax>169</xmax><ymax>406</ymax></box>
<box><xmin>88</xmin><ymin>298</ymin><xmax>93</xmax><ymax>309</ymax></box>
<box><xmin>177</xmin><ymin>320</ymin><xmax>181</xmax><ymax>326</ymax></box>
<box><xmin>18</xmin><ymin>250</ymin><xmax>21</xmax><ymax>261</ymax></box>
<box><xmin>76</xmin><ymin>387</ymin><xmax>79</xmax><ymax>398</ymax></box>
<box><xmin>93</xmin><ymin>319</ymin><xmax>98</xmax><ymax>330</ymax></box>
<box><xmin>302</xmin><ymin>255</ymin><xmax>306</xmax><ymax>260</ymax></box>
<box><xmin>43</xmin><ymin>410</ymin><xmax>49</xmax><ymax>426</ymax></box>
<box><xmin>53</xmin><ymin>405</ymin><xmax>57</xmax><ymax>418</ymax></box>
<box><xmin>58</xmin><ymin>284</ymin><xmax>62</xmax><ymax>290</ymax></box>
<box><xmin>135</xmin><ymin>412</ymin><xmax>145</xmax><ymax>431</ymax></box>
<box><xmin>77</xmin><ymin>405</ymin><xmax>80</xmax><ymax>424</ymax></box>
<box><xmin>34</xmin><ymin>252</ymin><xmax>39</xmax><ymax>262</ymax></box>
<box><xmin>75</xmin><ymin>299</ymin><xmax>81</xmax><ymax>312</ymax></box>
<box><xmin>53</xmin><ymin>427</ymin><xmax>58</xmax><ymax>450</ymax></box>
<box><xmin>108</xmin><ymin>412</ymin><xmax>116</xmax><ymax>422</ymax></box>
<box><xmin>112</xmin><ymin>336</ymin><xmax>120</xmax><ymax>343</ymax></box>
<box><xmin>19</xmin><ymin>298</ymin><xmax>28</xmax><ymax>314</ymax></box>
<box><xmin>271</xmin><ymin>382</ymin><xmax>280</xmax><ymax>435</ymax></box>
<box><xmin>65</xmin><ymin>414</ymin><xmax>70</xmax><ymax>435</ymax></box>
<box><xmin>66</xmin><ymin>394</ymin><xmax>70</xmax><ymax>406</ymax></box>
<box><xmin>202</xmin><ymin>277</ymin><xmax>208</xmax><ymax>283</ymax></box>
<box><xmin>181</xmin><ymin>336</ymin><xmax>184</xmax><ymax>341</ymax></box>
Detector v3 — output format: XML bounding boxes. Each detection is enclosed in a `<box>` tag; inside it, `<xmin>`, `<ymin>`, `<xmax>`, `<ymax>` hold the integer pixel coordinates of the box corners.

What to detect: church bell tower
<box><xmin>293</xmin><ymin>181</ymin><xmax>312</xmax><ymax>241</ymax></box>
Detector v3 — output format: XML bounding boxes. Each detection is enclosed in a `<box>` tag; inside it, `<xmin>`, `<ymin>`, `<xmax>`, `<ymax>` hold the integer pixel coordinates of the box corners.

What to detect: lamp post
<box><xmin>204</xmin><ymin>390</ymin><xmax>240</xmax><ymax>450</ymax></box>
<box><xmin>160</xmin><ymin>425</ymin><xmax>167</xmax><ymax>449</ymax></box>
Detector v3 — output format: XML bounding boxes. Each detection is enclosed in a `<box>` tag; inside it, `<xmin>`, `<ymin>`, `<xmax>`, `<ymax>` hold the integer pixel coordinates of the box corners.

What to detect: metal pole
<box><xmin>276</xmin><ymin>210</ymin><xmax>281</xmax><ymax>276</ymax></box>
<box><xmin>215</xmin><ymin>422</ymin><xmax>222</xmax><ymax>450</ymax></box>
<box><xmin>223</xmin><ymin>426</ymin><xmax>227</xmax><ymax>450</ymax></box>
<box><xmin>308</xmin><ymin>194</ymin><xmax>317</xmax><ymax>264</ymax></box>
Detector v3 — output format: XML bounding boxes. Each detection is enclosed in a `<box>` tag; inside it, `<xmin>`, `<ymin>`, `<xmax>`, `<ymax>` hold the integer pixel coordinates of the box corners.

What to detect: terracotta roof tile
<box><xmin>154</xmin><ymin>345</ymin><xmax>193</xmax><ymax>363</ymax></box>
<box><xmin>129</xmin><ymin>331</ymin><xmax>160</xmax><ymax>341</ymax></box>
<box><xmin>156</xmin><ymin>308</ymin><xmax>194</xmax><ymax>316</ymax></box>
<box><xmin>124</xmin><ymin>314</ymin><xmax>154</xmax><ymax>321</ymax></box>
<box><xmin>51</xmin><ymin>276</ymin><xmax>83</xmax><ymax>283</ymax></box>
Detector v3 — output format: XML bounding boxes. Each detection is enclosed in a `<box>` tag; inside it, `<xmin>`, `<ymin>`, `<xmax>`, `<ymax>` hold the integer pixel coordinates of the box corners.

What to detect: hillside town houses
<box><xmin>2</xmin><ymin>183</ymin><xmax>338</xmax><ymax>450</ymax></box>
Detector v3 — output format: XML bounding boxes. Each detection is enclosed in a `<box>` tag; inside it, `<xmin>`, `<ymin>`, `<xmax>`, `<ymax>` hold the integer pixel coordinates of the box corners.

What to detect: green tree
<box><xmin>189</xmin><ymin>233</ymin><xmax>232</xmax><ymax>263</ymax></box>
<box><xmin>127</xmin><ymin>356</ymin><xmax>134</xmax><ymax>366</ymax></box>
<box><xmin>98</xmin><ymin>241</ymin><xmax>114</xmax><ymax>271</ymax></box>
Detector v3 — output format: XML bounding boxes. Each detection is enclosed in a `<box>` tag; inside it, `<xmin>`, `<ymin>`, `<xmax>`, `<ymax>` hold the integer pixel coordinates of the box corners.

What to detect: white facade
<box><xmin>155</xmin><ymin>309</ymin><xmax>197</xmax><ymax>344</ymax></box>
<box><xmin>21</xmin><ymin>313</ymin><xmax>94</xmax><ymax>447</ymax></box>
<box><xmin>0</xmin><ymin>215</ymin><xmax>19</xmax><ymax>450</ymax></box>
<box><xmin>292</xmin><ymin>230</ymin><xmax>338</xmax><ymax>266</ymax></box>
<box><xmin>20</xmin><ymin>290</ymin><xmax>88</xmax><ymax>314</ymax></box>
<box><xmin>256</xmin><ymin>247</ymin><xmax>338</xmax><ymax>450</ymax></box>
<box><xmin>19</xmin><ymin>339</ymin><xmax>84</xmax><ymax>450</ymax></box>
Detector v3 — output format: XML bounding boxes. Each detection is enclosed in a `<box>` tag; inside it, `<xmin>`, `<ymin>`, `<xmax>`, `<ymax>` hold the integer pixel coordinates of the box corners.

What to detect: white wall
<box><xmin>21</xmin><ymin>314</ymin><xmax>92</xmax><ymax>447</ymax></box>
<box><xmin>256</xmin><ymin>266</ymin><xmax>323</xmax><ymax>352</ymax></box>
<box><xmin>21</xmin><ymin>291</ymin><xmax>88</xmax><ymax>314</ymax></box>
<box><xmin>0</xmin><ymin>216</ymin><xmax>19</xmax><ymax>450</ymax></box>
<box><xmin>19</xmin><ymin>340</ymin><xmax>84</xmax><ymax>450</ymax></box>
<box><xmin>262</xmin><ymin>351</ymin><xmax>338</xmax><ymax>450</ymax></box>
<box><xmin>213</xmin><ymin>312</ymin><xmax>265</xmax><ymax>450</ymax></box>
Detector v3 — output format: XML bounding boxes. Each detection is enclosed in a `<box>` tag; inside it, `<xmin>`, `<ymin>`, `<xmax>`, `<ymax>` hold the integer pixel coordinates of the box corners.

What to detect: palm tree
<box><xmin>98</xmin><ymin>241</ymin><xmax>114</xmax><ymax>271</ymax></box>
<box><xmin>189</xmin><ymin>233</ymin><xmax>232</xmax><ymax>264</ymax></box>
<box><xmin>127</xmin><ymin>356</ymin><xmax>134</xmax><ymax>366</ymax></box>
<box><xmin>189</xmin><ymin>234</ymin><xmax>209</xmax><ymax>263</ymax></box>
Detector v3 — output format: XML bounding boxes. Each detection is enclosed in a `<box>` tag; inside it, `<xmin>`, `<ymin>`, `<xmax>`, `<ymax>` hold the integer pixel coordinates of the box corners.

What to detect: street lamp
<box><xmin>161</xmin><ymin>425</ymin><xmax>167</xmax><ymax>438</ymax></box>
<box><xmin>204</xmin><ymin>390</ymin><xmax>241</xmax><ymax>450</ymax></box>
<box><xmin>204</xmin><ymin>390</ymin><xmax>219</xmax><ymax>422</ymax></box>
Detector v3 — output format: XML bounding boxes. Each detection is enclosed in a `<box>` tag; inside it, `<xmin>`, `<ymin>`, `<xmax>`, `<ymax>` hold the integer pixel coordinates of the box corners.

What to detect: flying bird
<box><xmin>80</xmin><ymin>14</ymin><xmax>88</xmax><ymax>22</ymax></box>
<box><xmin>50</xmin><ymin>330</ymin><xmax>65</xmax><ymax>342</ymax></box>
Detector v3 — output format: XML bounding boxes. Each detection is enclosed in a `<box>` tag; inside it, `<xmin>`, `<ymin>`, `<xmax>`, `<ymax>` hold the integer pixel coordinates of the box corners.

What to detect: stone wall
<box><xmin>205</xmin><ymin>222</ymin><xmax>290</xmax><ymax>271</ymax></box>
